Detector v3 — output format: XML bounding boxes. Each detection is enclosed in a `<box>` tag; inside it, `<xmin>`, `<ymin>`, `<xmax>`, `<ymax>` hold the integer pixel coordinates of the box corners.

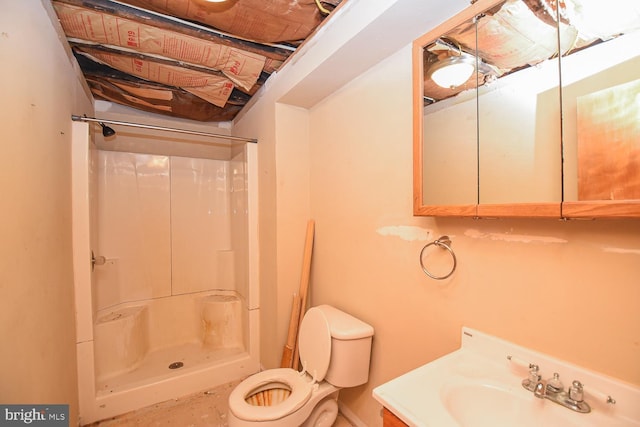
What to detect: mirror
<box><xmin>414</xmin><ymin>3</ymin><xmax>485</xmax><ymax>216</ymax></box>
<box><xmin>418</xmin><ymin>11</ymin><xmax>479</xmax><ymax>216</ymax></box>
<box><xmin>559</xmin><ymin>2</ymin><xmax>640</xmax><ymax>217</ymax></box>
<box><xmin>475</xmin><ymin>0</ymin><xmax>569</xmax><ymax>217</ymax></box>
<box><xmin>414</xmin><ymin>0</ymin><xmax>640</xmax><ymax>218</ymax></box>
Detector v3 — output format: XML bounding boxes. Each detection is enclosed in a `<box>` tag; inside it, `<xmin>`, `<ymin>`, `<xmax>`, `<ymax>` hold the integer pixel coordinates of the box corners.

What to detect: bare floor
<box><xmin>86</xmin><ymin>380</ymin><xmax>354</xmax><ymax>426</ymax></box>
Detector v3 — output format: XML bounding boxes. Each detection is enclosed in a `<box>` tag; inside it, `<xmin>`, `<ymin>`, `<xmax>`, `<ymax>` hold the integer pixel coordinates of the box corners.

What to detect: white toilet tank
<box><xmin>314</xmin><ymin>305</ymin><xmax>374</xmax><ymax>388</ymax></box>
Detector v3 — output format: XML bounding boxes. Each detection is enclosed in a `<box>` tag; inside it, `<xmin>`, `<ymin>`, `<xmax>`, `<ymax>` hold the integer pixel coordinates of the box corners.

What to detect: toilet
<box><xmin>228</xmin><ymin>305</ymin><xmax>374</xmax><ymax>427</ymax></box>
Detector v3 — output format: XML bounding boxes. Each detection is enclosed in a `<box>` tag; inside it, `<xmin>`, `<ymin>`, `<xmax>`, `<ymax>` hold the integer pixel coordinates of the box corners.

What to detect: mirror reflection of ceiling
<box><xmin>423</xmin><ymin>0</ymin><xmax>640</xmax><ymax>104</ymax></box>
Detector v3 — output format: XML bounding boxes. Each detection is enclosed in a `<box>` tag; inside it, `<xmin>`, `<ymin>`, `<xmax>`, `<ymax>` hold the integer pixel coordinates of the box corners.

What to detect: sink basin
<box><xmin>373</xmin><ymin>327</ymin><xmax>640</xmax><ymax>427</ymax></box>
<box><xmin>441</xmin><ymin>381</ymin><xmax>581</xmax><ymax>427</ymax></box>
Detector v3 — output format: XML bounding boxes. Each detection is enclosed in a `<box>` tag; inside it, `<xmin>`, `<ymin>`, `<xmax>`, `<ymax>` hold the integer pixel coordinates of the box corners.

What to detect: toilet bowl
<box><xmin>228</xmin><ymin>305</ymin><xmax>374</xmax><ymax>427</ymax></box>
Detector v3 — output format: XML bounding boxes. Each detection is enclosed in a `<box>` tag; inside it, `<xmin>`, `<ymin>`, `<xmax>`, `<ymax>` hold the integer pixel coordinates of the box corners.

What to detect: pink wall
<box><xmin>307</xmin><ymin>48</ymin><xmax>640</xmax><ymax>426</ymax></box>
<box><xmin>234</xmin><ymin>9</ymin><xmax>640</xmax><ymax>424</ymax></box>
<box><xmin>0</xmin><ymin>1</ymin><xmax>94</xmax><ymax>423</ymax></box>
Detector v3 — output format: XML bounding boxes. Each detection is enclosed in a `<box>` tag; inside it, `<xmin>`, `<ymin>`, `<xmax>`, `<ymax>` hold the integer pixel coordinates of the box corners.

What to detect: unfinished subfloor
<box><xmin>85</xmin><ymin>380</ymin><xmax>355</xmax><ymax>426</ymax></box>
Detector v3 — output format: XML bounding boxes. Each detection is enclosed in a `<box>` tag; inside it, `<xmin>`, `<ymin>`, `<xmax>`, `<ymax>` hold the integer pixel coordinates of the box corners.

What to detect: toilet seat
<box><xmin>229</xmin><ymin>307</ymin><xmax>334</xmax><ymax>423</ymax></box>
<box><xmin>298</xmin><ymin>306</ymin><xmax>332</xmax><ymax>382</ymax></box>
<box><xmin>228</xmin><ymin>368</ymin><xmax>313</xmax><ymax>421</ymax></box>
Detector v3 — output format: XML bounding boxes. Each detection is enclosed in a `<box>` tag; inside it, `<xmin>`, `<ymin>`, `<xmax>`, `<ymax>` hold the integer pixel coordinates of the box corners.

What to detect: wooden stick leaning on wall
<box><xmin>292</xmin><ymin>220</ymin><xmax>315</xmax><ymax>371</ymax></box>
<box><xmin>280</xmin><ymin>220</ymin><xmax>315</xmax><ymax>369</ymax></box>
<box><xmin>280</xmin><ymin>293</ymin><xmax>301</xmax><ymax>368</ymax></box>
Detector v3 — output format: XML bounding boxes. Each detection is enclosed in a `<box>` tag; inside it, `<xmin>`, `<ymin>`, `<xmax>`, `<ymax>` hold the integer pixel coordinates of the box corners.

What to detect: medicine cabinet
<box><xmin>413</xmin><ymin>0</ymin><xmax>640</xmax><ymax>218</ymax></box>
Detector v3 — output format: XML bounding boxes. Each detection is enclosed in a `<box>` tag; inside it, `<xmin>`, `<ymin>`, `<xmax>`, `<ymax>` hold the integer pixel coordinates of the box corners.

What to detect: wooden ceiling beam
<box><xmin>53</xmin><ymin>0</ymin><xmax>295</xmax><ymax>61</ymax></box>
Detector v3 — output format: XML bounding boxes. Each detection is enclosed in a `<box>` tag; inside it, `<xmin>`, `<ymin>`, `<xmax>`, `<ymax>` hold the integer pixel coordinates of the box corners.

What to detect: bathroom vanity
<box><xmin>382</xmin><ymin>408</ymin><xmax>410</xmax><ymax>427</ymax></box>
<box><xmin>373</xmin><ymin>327</ymin><xmax>640</xmax><ymax>427</ymax></box>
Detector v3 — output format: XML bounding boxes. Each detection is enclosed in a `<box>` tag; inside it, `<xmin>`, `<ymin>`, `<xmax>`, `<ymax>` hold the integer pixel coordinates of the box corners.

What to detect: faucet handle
<box><xmin>547</xmin><ymin>372</ymin><xmax>564</xmax><ymax>393</ymax></box>
<box><xmin>522</xmin><ymin>364</ymin><xmax>540</xmax><ymax>391</ymax></box>
<box><xmin>528</xmin><ymin>364</ymin><xmax>540</xmax><ymax>383</ymax></box>
<box><xmin>569</xmin><ymin>380</ymin><xmax>585</xmax><ymax>402</ymax></box>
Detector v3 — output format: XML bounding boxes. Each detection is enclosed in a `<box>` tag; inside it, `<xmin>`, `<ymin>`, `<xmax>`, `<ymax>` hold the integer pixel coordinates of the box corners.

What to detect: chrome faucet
<box><xmin>522</xmin><ymin>368</ymin><xmax>591</xmax><ymax>413</ymax></box>
<box><xmin>533</xmin><ymin>379</ymin><xmax>547</xmax><ymax>398</ymax></box>
<box><xmin>521</xmin><ymin>364</ymin><xmax>540</xmax><ymax>392</ymax></box>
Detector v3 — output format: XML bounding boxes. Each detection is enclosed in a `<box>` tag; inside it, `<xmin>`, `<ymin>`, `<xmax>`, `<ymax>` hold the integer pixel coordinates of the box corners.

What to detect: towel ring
<box><xmin>420</xmin><ymin>235</ymin><xmax>457</xmax><ymax>280</ymax></box>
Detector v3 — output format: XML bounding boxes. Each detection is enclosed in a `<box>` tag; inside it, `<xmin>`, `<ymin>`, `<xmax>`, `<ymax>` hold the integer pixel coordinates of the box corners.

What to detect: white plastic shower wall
<box><xmin>72</xmin><ymin>124</ymin><xmax>259</xmax><ymax>425</ymax></box>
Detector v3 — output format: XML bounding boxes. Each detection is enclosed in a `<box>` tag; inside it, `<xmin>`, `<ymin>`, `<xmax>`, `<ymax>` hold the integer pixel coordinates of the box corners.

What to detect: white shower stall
<box><xmin>71</xmin><ymin>121</ymin><xmax>259</xmax><ymax>424</ymax></box>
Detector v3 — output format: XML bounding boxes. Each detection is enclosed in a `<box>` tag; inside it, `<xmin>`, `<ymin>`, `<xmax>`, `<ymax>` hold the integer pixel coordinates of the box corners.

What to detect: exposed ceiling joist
<box><xmin>51</xmin><ymin>0</ymin><xmax>343</xmax><ymax>122</ymax></box>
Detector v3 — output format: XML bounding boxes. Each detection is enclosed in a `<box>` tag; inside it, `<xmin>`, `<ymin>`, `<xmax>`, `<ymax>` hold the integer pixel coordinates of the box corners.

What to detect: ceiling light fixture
<box><xmin>428</xmin><ymin>55</ymin><xmax>476</xmax><ymax>89</ymax></box>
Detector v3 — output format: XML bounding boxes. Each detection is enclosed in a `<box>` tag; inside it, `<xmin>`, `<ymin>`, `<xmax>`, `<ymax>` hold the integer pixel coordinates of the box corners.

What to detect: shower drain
<box><xmin>168</xmin><ymin>362</ymin><xmax>184</xmax><ymax>369</ymax></box>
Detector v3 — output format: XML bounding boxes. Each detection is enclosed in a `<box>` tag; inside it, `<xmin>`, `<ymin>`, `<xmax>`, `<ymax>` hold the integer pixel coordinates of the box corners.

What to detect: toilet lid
<box><xmin>228</xmin><ymin>368</ymin><xmax>313</xmax><ymax>421</ymax></box>
<box><xmin>298</xmin><ymin>306</ymin><xmax>332</xmax><ymax>382</ymax></box>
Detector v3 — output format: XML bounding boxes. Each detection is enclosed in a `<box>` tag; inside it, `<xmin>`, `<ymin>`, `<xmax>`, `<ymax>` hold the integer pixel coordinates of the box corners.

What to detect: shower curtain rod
<box><xmin>71</xmin><ymin>115</ymin><xmax>258</xmax><ymax>143</ymax></box>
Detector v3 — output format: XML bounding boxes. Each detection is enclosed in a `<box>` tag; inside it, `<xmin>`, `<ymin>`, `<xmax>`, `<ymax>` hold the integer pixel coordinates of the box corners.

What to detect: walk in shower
<box><xmin>71</xmin><ymin>120</ymin><xmax>259</xmax><ymax>425</ymax></box>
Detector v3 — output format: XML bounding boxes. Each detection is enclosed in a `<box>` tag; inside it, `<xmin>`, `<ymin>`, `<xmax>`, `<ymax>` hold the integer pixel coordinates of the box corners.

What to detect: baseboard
<box><xmin>337</xmin><ymin>401</ymin><xmax>368</xmax><ymax>427</ymax></box>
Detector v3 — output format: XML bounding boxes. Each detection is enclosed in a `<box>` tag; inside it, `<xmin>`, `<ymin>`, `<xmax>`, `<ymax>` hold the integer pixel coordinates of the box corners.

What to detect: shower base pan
<box><xmin>96</xmin><ymin>343</ymin><xmax>246</xmax><ymax>395</ymax></box>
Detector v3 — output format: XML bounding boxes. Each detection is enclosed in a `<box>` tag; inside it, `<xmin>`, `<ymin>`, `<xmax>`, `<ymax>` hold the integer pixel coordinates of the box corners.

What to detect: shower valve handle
<box><xmin>91</xmin><ymin>251</ymin><xmax>114</xmax><ymax>271</ymax></box>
